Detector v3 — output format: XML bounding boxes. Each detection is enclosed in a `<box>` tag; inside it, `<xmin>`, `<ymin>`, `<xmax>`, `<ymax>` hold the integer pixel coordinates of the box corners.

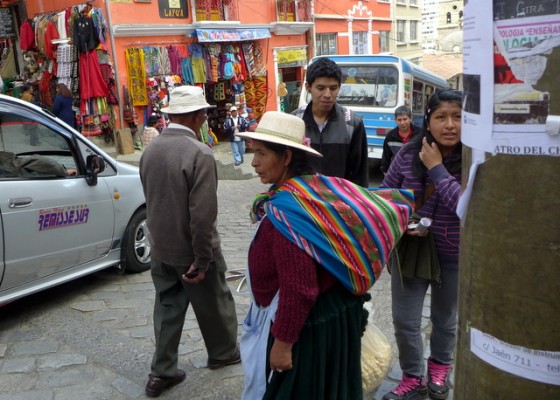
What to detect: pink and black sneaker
<box><xmin>427</xmin><ymin>357</ymin><xmax>452</xmax><ymax>399</ymax></box>
<box><xmin>382</xmin><ymin>373</ymin><xmax>428</xmax><ymax>400</ymax></box>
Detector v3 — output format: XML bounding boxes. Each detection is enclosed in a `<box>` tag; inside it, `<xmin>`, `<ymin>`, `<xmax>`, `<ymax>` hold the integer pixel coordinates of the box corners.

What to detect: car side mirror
<box><xmin>85</xmin><ymin>154</ymin><xmax>105</xmax><ymax>186</ymax></box>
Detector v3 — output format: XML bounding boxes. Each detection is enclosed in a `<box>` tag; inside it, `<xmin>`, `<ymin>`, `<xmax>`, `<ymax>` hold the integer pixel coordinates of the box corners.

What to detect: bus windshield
<box><xmin>338</xmin><ymin>65</ymin><xmax>399</xmax><ymax>108</ymax></box>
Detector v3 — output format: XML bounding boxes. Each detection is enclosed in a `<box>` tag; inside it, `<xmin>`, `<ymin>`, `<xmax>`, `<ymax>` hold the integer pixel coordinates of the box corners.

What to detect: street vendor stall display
<box><xmin>17</xmin><ymin>4</ymin><xmax>118</xmax><ymax>143</ymax></box>
<box><xmin>124</xmin><ymin>39</ymin><xmax>268</xmax><ymax>140</ymax></box>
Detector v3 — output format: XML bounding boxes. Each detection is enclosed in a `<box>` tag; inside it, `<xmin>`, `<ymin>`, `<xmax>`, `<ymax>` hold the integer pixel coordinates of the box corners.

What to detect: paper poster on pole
<box><xmin>470</xmin><ymin>327</ymin><xmax>560</xmax><ymax>386</ymax></box>
<box><xmin>462</xmin><ymin>1</ymin><xmax>560</xmax><ymax>157</ymax></box>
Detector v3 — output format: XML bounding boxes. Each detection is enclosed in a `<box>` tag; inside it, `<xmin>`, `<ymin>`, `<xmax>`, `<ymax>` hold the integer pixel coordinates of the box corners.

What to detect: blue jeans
<box><xmin>390</xmin><ymin>258</ymin><xmax>459</xmax><ymax>377</ymax></box>
<box><xmin>231</xmin><ymin>139</ymin><xmax>245</xmax><ymax>164</ymax></box>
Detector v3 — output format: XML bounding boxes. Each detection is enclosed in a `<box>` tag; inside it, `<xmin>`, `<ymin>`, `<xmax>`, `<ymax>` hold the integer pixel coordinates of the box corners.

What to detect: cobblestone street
<box><xmin>0</xmin><ymin>145</ymin><xmax>445</xmax><ymax>399</ymax></box>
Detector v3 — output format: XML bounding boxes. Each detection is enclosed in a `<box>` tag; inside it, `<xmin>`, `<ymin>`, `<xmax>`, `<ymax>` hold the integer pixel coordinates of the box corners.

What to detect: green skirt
<box><xmin>264</xmin><ymin>286</ymin><xmax>368</xmax><ymax>400</ymax></box>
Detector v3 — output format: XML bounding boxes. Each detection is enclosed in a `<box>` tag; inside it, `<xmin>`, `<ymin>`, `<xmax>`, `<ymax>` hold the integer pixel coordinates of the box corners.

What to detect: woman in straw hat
<box><xmin>236</xmin><ymin>111</ymin><xmax>414</xmax><ymax>399</ymax></box>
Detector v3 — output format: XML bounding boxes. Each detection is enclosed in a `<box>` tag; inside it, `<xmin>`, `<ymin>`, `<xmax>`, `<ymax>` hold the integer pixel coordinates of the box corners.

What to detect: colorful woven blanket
<box><xmin>251</xmin><ymin>175</ymin><xmax>413</xmax><ymax>295</ymax></box>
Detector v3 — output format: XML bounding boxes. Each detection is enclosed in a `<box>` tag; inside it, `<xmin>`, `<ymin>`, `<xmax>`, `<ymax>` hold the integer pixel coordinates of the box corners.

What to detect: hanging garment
<box><xmin>100</xmin><ymin>63</ymin><xmax>119</xmax><ymax>104</ymax></box>
<box><xmin>143</xmin><ymin>46</ymin><xmax>161</xmax><ymax>76</ymax></box>
<box><xmin>181</xmin><ymin>58</ymin><xmax>194</xmax><ymax>85</ymax></box>
<box><xmin>252</xmin><ymin>76</ymin><xmax>268</xmax><ymax>119</ymax></box>
<box><xmin>125</xmin><ymin>48</ymin><xmax>148</xmax><ymax>106</ymax></box>
<box><xmin>44</xmin><ymin>21</ymin><xmax>60</xmax><ymax>60</ymax></box>
<box><xmin>90</xmin><ymin>8</ymin><xmax>108</xmax><ymax>51</ymax></box>
<box><xmin>167</xmin><ymin>46</ymin><xmax>182</xmax><ymax>75</ymax></box>
<box><xmin>56</xmin><ymin>10</ymin><xmax>68</xmax><ymax>39</ymax></box>
<box><xmin>79</xmin><ymin>50</ymin><xmax>109</xmax><ymax>100</ymax></box>
<box><xmin>35</xmin><ymin>17</ymin><xmax>50</xmax><ymax>56</ymax></box>
<box><xmin>20</xmin><ymin>20</ymin><xmax>37</xmax><ymax>51</ymax></box>
<box><xmin>157</xmin><ymin>46</ymin><xmax>171</xmax><ymax>75</ymax></box>
<box><xmin>191</xmin><ymin>57</ymin><xmax>206</xmax><ymax>83</ymax></box>
<box><xmin>74</xmin><ymin>14</ymin><xmax>100</xmax><ymax>54</ymax></box>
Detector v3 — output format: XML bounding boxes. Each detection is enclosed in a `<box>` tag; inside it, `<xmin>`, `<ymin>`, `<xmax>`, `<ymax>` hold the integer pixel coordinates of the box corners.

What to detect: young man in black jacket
<box><xmin>292</xmin><ymin>57</ymin><xmax>368</xmax><ymax>187</ymax></box>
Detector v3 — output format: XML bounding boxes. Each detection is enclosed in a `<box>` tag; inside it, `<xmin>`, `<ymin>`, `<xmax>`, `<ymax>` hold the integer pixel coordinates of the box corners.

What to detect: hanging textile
<box><xmin>74</xmin><ymin>14</ymin><xmax>100</xmax><ymax>54</ymax></box>
<box><xmin>20</xmin><ymin>20</ymin><xmax>37</xmax><ymax>51</ymax></box>
<box><xmin>125</xmin><ymin>48</ymin><xmax>148</xmax><ymax>106</ymax></box>
<box><xmin>79</xmin><ymin>50</ymin><xmax>109</xmax><ymax>100</ymax></box>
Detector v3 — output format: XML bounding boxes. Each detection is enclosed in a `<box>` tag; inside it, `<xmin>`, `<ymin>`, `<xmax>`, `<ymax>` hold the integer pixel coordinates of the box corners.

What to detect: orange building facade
<box><xmin>14</xmin><ymin>0</ymin><xmax>391</xmax><ymax>139</ymax></box>
<box><xmin>314</xmin><ymin>1</ymin><xmax>392</xmax><ymax>57</ymax></box>
<box><xmin>20</xmin><ymin>0</ymin><xmax>312</xmax><ymax>139</ymax></box>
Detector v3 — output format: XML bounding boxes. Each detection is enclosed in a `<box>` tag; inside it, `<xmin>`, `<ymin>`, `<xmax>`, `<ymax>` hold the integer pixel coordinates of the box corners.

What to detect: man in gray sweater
<box><xmin>139</xmin><ymin>86</ymin><xmax>239</xmax><ymax>398</ymax></box>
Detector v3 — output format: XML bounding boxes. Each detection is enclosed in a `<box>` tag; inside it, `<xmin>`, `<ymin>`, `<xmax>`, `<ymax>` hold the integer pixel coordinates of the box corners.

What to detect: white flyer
<box><xmin>470</xmin><ymin>327</ymin><xmax>560</xmax><ymax>386</ymax></box>
<box><xmin>462</xmin><ymin>0</ymin><xmax>560</xmax><ymax>157</ymax></box>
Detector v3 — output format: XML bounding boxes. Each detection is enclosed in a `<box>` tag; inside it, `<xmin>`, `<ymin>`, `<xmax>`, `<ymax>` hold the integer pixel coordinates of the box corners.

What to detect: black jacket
<box><xmin>292</xmin><ymin>103</ymin><xmax>368</xmax><ymax>187</ymax></box>
<box><xmin>380</xmin><ymin>124</ymin><xmax>421</xmax><ymax>174</ymax></box>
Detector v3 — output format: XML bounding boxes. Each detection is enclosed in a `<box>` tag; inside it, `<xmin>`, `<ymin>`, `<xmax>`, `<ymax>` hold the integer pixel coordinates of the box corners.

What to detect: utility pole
<box><xmin>455</xmin><ymin>152</ymin><xmax>560</xmax><ymax>399</ymax></box>
<box><xmin>456</xmin><ymin>1</ymin><xmax>560</xmax><ymax>397</ymax></box>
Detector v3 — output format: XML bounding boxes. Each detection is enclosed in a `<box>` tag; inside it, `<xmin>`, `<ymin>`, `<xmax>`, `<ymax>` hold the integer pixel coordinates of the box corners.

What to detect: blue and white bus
<box><xmin>299</xmin><ymin>55</ymin><xmax>449</xmax><ymax>163</ymax></box>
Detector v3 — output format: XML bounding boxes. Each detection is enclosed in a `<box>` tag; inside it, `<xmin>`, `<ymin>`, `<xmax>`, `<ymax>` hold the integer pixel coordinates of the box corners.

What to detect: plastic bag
<box><xmin>361</xmin><ymin>305</ymin><xmax>393</xmax><ymax>394</ymax></box>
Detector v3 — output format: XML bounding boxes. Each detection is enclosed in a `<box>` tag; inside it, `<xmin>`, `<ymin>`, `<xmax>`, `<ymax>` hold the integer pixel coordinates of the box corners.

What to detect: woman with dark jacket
<box><xmin>52</xmin><ymin>83</ymin><xmax>76</xmax><ymax>128</ymax></box>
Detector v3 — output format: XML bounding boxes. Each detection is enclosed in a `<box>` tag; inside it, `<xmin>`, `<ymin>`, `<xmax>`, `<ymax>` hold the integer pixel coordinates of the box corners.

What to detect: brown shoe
<box><xmin>207</xmin><ymin>346</ymin><xmax>241</xmax><ymax>370</ymax></box>
<box><xmin>145</xmin><ymin>369</ymin><xmax>186</xmax><ymax>397</ymax></box>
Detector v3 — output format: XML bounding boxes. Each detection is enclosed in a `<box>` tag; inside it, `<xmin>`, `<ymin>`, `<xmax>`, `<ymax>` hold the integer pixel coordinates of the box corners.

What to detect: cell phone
<box><xmin>425</xmin><ymin>133</ymin><xmax>435</xmax><ymax>145</ymax></box>
<box><xmin>184</xmin><ymin>268</ymin><xmax>201</xmax><ymax>279</ymax></box>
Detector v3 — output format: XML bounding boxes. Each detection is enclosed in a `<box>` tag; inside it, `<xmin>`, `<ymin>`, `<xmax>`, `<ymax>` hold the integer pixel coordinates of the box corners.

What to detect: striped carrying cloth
<box><xmin>251</xmin><ymin>175</ymin><xmax>414</xmax><ymax>295</ymax></box>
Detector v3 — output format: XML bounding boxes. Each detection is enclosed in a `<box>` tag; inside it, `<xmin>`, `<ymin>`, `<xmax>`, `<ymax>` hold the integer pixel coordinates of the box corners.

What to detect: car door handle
<box><xmin>8</xmin><ymin>197</ymin><xmax>33</xmax><ymax>208</ymax></box>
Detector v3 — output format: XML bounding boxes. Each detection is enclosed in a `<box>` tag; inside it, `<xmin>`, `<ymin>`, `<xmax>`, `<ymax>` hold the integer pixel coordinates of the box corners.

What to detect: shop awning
<box><xmin>195</xmin><ymin>28</ymin><xmax>271</xmax><ymax>42</ymax></box>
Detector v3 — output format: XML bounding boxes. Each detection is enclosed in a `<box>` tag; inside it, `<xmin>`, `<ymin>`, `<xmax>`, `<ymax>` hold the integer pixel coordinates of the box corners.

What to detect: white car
<box><xmin>0</xmin><ymin>94</ymin><xmax>150</xmax><ymax>305</ymax></box>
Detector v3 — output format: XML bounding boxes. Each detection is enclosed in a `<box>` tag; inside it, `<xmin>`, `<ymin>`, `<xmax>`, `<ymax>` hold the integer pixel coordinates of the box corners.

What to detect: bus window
<box><xmin>424</xmin><ymin>85</ymin><xmax>435</xmax><ymax>110</ymax></box>
<box><xmin>412</xmin><ymin>80</ymin><xmax>424</xmax><ymax>113</ymax></box>
<box><xmin>338</xmin><ymin>65</ymin><xmax>398</xmax><ymax>107</ymax></box>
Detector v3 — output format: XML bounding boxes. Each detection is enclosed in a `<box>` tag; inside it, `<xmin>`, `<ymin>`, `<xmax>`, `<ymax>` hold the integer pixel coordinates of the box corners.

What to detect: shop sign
<box><xmin>277</xmin><ymin>48</ymin><xmax>307</xmax><ymax>68</ymax></box>
<box><xmin>196</xmin><ymin>28</ymin><xmax>271</xmax><ymax>42</ymax></box>
<box><xmin>0</xmin><ymin>7</ymin><xmax>16</xmax><ymax>39</ymax></box>
<box><xmin>158</xmin><ymin>0</ymin><xmax>188</xmax><ymax>18</ymax></box>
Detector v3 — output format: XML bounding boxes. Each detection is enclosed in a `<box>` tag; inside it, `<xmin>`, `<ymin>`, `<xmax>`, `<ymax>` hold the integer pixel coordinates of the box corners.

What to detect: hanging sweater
<box><xmin>249</xmin><ymin>217</ymin><xmax>337</xmax><ymax>344</ymax></box>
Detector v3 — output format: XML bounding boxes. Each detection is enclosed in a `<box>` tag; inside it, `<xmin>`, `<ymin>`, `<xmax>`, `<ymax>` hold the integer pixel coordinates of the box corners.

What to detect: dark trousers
<box><xmin>150</xmin><ymin>247</ymin><xmax>238</xmax><ymax>377</ymax></box>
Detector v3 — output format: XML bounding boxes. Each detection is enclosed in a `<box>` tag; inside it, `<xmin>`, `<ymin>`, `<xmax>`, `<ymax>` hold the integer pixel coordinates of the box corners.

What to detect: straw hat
<box><xmin>162</xmin><ymin>86</ymin><xmax>215</xmax><ymax>114</ymax></box>
<box><xmin>235</xmin><ymin>111</ymin><xmax>322</xmax><ymax>157</ymax></box>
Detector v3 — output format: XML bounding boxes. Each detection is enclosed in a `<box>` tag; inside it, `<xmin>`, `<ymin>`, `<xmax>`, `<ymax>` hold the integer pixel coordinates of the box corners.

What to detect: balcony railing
<box><xmin>195</xmin><ymin>0</ymin><xmax>239</xmax><ymax>22</ymax></box>
<box><xmin>276</xmin><ymin>0</ymin><xmax>312</xmax><ymax>22</ymax></box>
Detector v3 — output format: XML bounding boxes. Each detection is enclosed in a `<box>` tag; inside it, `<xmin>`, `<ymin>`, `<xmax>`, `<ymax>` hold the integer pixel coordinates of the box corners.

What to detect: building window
<box><xmin>396</xmin><ymin>0</ymin><xmax>406</xmax><ymax>4</ymax></box>
<box><xmin>195</xmin><ymin>0</ymin><xmax>238</xmax><ymax>21</ymax></box>
<box><xmin>317</xmin><ymin>33</ymin><xmax>337</xmax><ymax>56</ymax></box>
<box><xmin>397</xmin><ymin>20</ymin><xmax>406</xmax><ymax>43</ymax></box>
<box><xmin>447</xmin><ymin>12</ymin><xmax>452</xmax><ymax>23</ymax></box>
<box><xmin>409</xmin><ymin>21</ymin><xmax>418</xmax><ymax>41</ymax></box>
<box><xmin>353</xmin><ymin>31</ymin><xmax>368</xmax><ymax>55</ymax></box>
<box><xmin>410</xmin><ymin>0</ymin><xmax>418</xmax><ymax>5</ymax></box>
<box><xmin>379</xmin><ymin>31</ymin><xmax>390</xmax><ymax>53</ymax></box>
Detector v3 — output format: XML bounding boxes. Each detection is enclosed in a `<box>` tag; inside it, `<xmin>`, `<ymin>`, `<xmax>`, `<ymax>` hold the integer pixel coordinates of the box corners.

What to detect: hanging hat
<box><xmin>162</xmin><ymin>86</ymin><xmax>215</xmax><ymax>114</ymax></box>
<box><xmin>235</xmin><ymin>111</ymin><xmax>322</xmax><ymax>157</ymax></box>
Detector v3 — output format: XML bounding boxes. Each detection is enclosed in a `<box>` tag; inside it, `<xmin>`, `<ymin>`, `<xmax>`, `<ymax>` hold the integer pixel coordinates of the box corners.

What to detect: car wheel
<box><xmin>122</xmin><ymin>208</ymin><xmax>151</xmax><ymax>273</ymax></box>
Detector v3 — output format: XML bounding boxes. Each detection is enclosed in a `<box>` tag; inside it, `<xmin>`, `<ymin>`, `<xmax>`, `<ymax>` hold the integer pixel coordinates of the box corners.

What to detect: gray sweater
<box><xmin>139</xmin><ymin>125</ymin><xmax>221</xmax><ymax>270</ymax></box>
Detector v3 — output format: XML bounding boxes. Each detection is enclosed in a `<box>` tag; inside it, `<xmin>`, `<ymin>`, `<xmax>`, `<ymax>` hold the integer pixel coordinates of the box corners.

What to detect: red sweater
<box><xmin>248</xmin><ymin>218</ymin><xmax>337</xmax><ymax>343</ymax></box>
